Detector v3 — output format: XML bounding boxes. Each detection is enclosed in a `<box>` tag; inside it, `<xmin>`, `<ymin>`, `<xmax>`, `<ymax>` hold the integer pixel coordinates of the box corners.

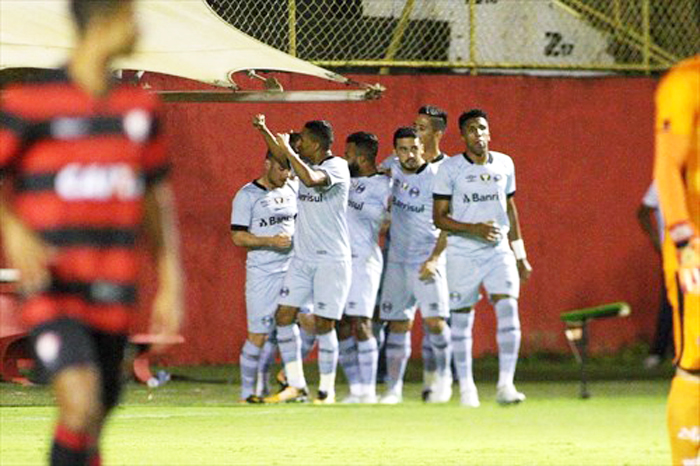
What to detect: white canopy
<box><xmin>0</xmin><ymin>0</ymin><xmax>358</xmax><ymax>94</ymax></box>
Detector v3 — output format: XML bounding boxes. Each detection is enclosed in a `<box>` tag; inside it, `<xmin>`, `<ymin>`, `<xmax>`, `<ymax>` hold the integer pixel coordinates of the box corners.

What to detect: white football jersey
<box><xmin>230</xmin><ymin>179</ymin><xmax>298</xmax><ymax>273</ymax></box>
<box><xmin>433</xmin><ymin>151</ymin><xmax>516</xmax><ymax>255</ymax></box>
<box><xmin>294</xmin><ymin>156</ymin><xmax>352</xmax><ymax>262</ymax></box>
<box><xmin>388</xmin><ymin>162</ymin><xmax>442</xmax><ymax>264</ymax></box>
<box><xmin>347</xmin><ymin>173</ymin><xmax>391</xmax><ymax>261</ymax></box>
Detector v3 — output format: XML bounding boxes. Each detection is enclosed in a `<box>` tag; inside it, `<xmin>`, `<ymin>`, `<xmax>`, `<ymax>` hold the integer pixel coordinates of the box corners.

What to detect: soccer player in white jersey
<box><xmin>412</xmin><ymin>105</ymin><xmax>451</xmax><ymax>399</ymax></box>
<box><xmin>256</xmin><ymin>117</ymin><xmax>352</xmax><ymax>404</ymax></box>
<box><xmin>337</xmin><ymin>132</ymin><xmax>391</xmax><ymax>404</ymax></box>
<box><xmin>379</xmin><ymin>105</ymin><xmax>449</xmax><ymax>175</ymax></box>
<box><xmin>379</xmin><ymin>127</ymin><xmax>452</xmax><ymax>404</ymax></box>
<box><xmin>230</xmin><ymin>151</ymin><xmax>296</xmax><ymax>403</ymax></box>
<box><xmin>433</xmin><ymin>109</ymin><xmax>533</xmax><ymax>407</ymax></box>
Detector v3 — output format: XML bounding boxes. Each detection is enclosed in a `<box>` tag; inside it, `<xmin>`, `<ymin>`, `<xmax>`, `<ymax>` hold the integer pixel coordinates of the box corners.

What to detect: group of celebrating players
<box><xmin>230</xmin><ymin>105</ymin><xmax>532</xmax><ymax>407</ymax></box>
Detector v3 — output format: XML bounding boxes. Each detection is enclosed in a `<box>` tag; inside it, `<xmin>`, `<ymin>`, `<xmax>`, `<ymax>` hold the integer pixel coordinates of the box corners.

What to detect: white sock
<box><xmin>495</xmin><ymin>298</ymin><xmax>521</xmax><ymax>388</ymax></box>
<box><xmin>421</xmin><ymin>322</ymin><xmax>436</xmax><ymax>389</ymax></box>
<box><xmin>357</xmin><ymin>337</ymin><xmax>378</xmax><ymax>397</ymax></box>
<box><xmin>239</xmin><ymin>340</ymin><xmax>261</xmax><ymax>399</ymax></box>
<box><xmin>317</xmin><ymin>330</ymin><xmax>339</xmax><ymax>394</ymax></box>
<box><xmin>277</xmin><ymin>324</ymin><xmax>306</xmax><ymax>388</ymax></box>
<box><xmin>451</xmin><ymin>312</ymin><xmax>476</xmax><ymax>392</ymax></box>
<box><xmin>255</xmin><ymin>338</ymin><xmax>277</xmax><ymax>396</ymax></box>
<box><xmin>300</xmin><ymin>326</ymin><xmax>316</xmax><ymax>360</ymax></box>
<box><xmin>339</xmin><ymin>337</ymin><xmax>360</xmax><ymax>393</ymax></box>
<box><xmin>429</xmin><ymin>324</ymin><xmax>452</xmax><ymax>378</ymax></box>
<box><xmin>385</xmin><ymin>331</ymin><xmax>411</xmax><ymax>395</ymax></box>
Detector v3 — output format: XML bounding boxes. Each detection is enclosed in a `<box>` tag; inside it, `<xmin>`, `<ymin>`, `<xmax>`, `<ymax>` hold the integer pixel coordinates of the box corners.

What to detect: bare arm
<box><xmin>275</xmin><ymin>133</ymin><xmax>329</xmax><ymax>188</ymax></box>
<box><xmin>252</xmin><ymin>114</ymin><xmax>288</xmax><ymax>166</ymax></box>
<box><xmin>143</xmin><ymin>181</ymin><xmax>184</xmax><ymax>353</ymax></box>
<box><xmin>636</xmin><ymin>204</ymin><xmax>661</xmax><ymax>252</ymax></box>
<box><xmin>433</xmin><ymin>197</ymin><xmax>501</xmax><ymax>242</ymax></box>
<box><xmin>506</xmin><ymin>196</ymin><xmax>532</xmax><ymax>282</ymax></box>
<box><xmin>0</xmin><ymin>196</ymin><xmax>53</xmax><ymax>294</ymax></box>
<box><xmin>419</xmin><ymin>231</ymin><xmax>448</xmax><ymax>281</ymax></box>
<box><xmin>230</xmin><ymin>230</ymin><xmax>291</xmax><ymax>250</ymax></box>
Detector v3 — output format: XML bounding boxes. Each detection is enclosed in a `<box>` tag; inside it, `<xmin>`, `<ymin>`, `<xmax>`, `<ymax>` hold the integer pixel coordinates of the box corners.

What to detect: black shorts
<box><xmin>31</xmin><ymin>317</ymin><xmax>127</xmax><ymax>410</ymax></box>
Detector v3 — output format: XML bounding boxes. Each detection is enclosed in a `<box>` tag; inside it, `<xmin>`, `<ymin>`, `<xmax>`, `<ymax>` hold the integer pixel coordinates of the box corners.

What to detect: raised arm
<box><xmin>275</xmin><ymin>133</ymin><xmax>329</xmax><ymax>188</ymax></box>
<box><xmin>252</xmin><ymin>114</ymin><xmax>289</xmax><ymax>167</ymax></box>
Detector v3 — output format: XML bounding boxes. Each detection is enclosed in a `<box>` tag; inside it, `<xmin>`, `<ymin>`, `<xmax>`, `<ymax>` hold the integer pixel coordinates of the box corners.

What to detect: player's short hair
<box><xmin>265</xmin><ymin>150</ymin><xmax>290</xmax><ymax>169</ymax></box>
<box><xmin>289</xmin><ymin>132</ymin><xmax>302</xmax><ymax>150</ymax></box>
<box><xmin>346</xmin><ymin>132</ymin><xmax>379</xmax><ymax>163</ymax></box>
<box><xmin>393</xmin><ymin>126</ymin><xmax>419</xmax><ymax>147</ymax></box>
<box><xmin>304</xmin><ymin>120</ymin><xmax>334</xmax><ymax>151</ymax></box>
<box><xmin>71</xmin><ymin>0</ymin><xmax>126</xmax><ymax>34</ymax></box>
<box><xmin>418</xmin><ymin>105</ymin><xmax>448</xmax><ymax>132</ymax></box>
<box><xmin>458</xmin><ymin>109</ymin><xmax>489</xmax><ymax>133</ymax></box>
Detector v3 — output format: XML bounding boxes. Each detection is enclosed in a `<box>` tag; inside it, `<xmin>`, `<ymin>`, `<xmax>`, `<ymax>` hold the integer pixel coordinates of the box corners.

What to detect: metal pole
<box><xmin>642</xmin><ymin>0</ymin><xmax>650</xmax><ymax>74</ymax></box>
<box><xmin>288</xmin><ymin>0</ymin><xmax>297</xmax><ymax>57</ymax></box>
<box><xmin>580</xmin><ymin>320</ymin><xmax>590</xmax><ymax>399</ymax></box>
<box><xmin>380</xmin><ymin>0</ymin><xmax>415</xmax><ymax>75</ymax></box>
<box><xmin>469</xmin><ymin>0</ymin><xmax>477</xmax><ymax>75</ymax></box>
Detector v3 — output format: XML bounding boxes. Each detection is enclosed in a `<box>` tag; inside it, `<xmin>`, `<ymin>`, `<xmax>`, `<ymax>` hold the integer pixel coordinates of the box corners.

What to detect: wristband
<box><xmin>511</xmin><ymin>239</ymin><xmax>526</xmax><ymax>260</ymax></box>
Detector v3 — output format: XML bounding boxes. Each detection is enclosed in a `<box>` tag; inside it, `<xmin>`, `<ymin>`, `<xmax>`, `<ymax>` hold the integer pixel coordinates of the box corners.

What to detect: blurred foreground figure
<box><xmin>0</xmin><ymin>1</ymin><xmax>183</xmax><ymax>464</ymax></box>
<box><xmin>653</xmin><ymin>55</ymin><xmax>700</xmax><ymax>466</ymax></box>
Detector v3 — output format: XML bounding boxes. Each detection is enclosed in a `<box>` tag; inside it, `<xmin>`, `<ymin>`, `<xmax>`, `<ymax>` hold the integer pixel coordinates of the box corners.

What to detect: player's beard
<box><xmin>348</xmin><ymin>162</ymin><xmax>360</xmax><ymax>177</ymax></box>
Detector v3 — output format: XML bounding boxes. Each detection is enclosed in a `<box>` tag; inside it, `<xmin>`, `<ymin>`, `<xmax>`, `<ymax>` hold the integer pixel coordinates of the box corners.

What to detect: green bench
<box><xmin>560</xmin><ymin>302</ymin><xmax>631</xmax><ymax>399</ymax></box>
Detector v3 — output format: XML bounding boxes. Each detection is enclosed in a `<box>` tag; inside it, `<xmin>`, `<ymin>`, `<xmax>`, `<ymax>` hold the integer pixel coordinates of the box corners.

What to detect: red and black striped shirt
<box><xmin>0</xmin><ymin>69</ymin><xmax>168</xmax><ymax>333</ymax></box>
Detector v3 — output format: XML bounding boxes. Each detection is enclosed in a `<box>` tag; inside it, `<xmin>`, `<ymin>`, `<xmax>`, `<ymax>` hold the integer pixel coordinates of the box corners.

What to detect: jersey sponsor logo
<box><xmin>463</xmin><ymin>192</ymin><xmax>500</xmax><ymax>204</ymax></box>
<box><xmin>299</xmin><ymin>192</ymin><xmax>324</xmax><ymax>203</ymax></box>
<box><xmin>677</xmin><ymin>426</ymin><xmax>700</xmax><ymax>443</ymax></box>
<box><xmin>259</xmin><ymin>214</ymin><xmax>294</xmax><ymax>228</ymax></box>
<box><xmin>55</xmin><ymin>163</ymin><xmax>144</xmax><ymax>201</ymax></box>
<box><xmin>351</xmin><ymin>181</ymin><xmax>366</xmax><ymax>194</ymax></box>
<box><xmin>349</xmin><ymin>199</ymin><xmax>365</xmax><ymax>211</ymax></box>
<box><xmin>393</xmin><ymin>197</ymin><xmax>425</xmax><ymax>213</ymax></box>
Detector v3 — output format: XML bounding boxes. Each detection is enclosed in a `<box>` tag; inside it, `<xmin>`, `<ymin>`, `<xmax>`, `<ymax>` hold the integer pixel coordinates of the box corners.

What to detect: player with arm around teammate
<box><xmin>378</xmin><ymin>127</ymin><xmax>452</xmax><ymax>404</ymax></box>
<box><xmin>230</xmin><ymin>150</ymin><xmax>296</xmax><ymax>403</ymax></box>
<box><xmin>260</xmin><ymin>119</ymin><xmax>352</xmax><ymax>404</ymax></box>
<box><xmin>0</xmin><ymin>1</ymin><xmax>183</xmax><ymax>464</ymax></box>
<box><xmin>337</xmin><ymin>132</ymin><xmax>391</xmax><ymax>404</ymax></box>
<box><xmin>433</xmin><ymin>109</ymin><xmax>532</xmax><ymax>407</ymax></box>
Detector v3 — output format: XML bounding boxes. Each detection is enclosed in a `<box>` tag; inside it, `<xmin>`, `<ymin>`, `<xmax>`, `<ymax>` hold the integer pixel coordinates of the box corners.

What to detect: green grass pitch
<box><xmin>1</xmin><ymin>359</ymin><xmax>673</xmax><ymax>465</ymax></box>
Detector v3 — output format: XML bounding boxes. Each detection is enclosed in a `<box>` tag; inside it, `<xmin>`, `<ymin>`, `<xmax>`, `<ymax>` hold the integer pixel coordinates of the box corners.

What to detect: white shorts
<box><xmin>379</xmin><ymin>260</ymin><xmax>450</xmax><ymax>321</ymax></box>
<box><xmin>245</xmin><ymin>269</ymin><xmax>286</xmax><ymax>334</ymax></box>
<box><xmin>344</xmin><ymin>255</ymin><xmax>383</xmax><ymax>319</ymax></box>
<box><xmin>278</xmin><ymin>257</ymin><xmax>352</xmax><ymax>320</ymax></box>
<box><xmin>446</xmin><ymin>249</ymin><xmax>520</xmax><ymax>309</ymax></box>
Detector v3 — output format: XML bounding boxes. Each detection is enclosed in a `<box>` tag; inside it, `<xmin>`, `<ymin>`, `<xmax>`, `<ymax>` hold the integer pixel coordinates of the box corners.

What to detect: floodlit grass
<box><xmin>0</xmin><ymin>358</ymin><xmax>673</xmax><ymax>465</ymax></box>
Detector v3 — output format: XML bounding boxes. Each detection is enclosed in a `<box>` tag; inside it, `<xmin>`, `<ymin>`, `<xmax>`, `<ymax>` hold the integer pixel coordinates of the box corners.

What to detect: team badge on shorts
<box><xmin>280</xmin><ymin>287</ymin><xmax>290</xmax><ymax>297</ymax></box>
<box><xmin>35</xmin><ymin>332</ymin><xmax>61</xmax><ymax>365</ymax></box>
<box><xmin>382</xmin><ymin>302</ymin><xmax>393</xmax><ymax>311</ymax></box>
<box><xmin>262</xmin><ymin>316</ymin><xmax>274</xmax><ymax>328</ymax></box>
<box><xmin>450</xmin><ymin>292</ymin><xmax>462</xmax><ymax>302</ymax></box>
